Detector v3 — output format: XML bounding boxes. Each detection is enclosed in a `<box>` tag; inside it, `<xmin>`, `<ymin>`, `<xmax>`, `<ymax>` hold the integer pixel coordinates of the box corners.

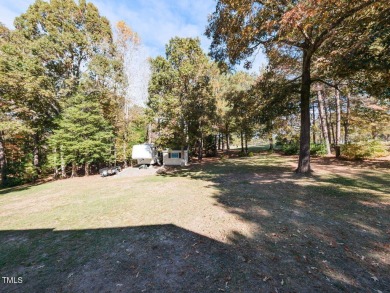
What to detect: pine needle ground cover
<box><xmin>0</xmin><ymin>153</ymin><xmax>389</xmax><ymax>292</ymax></box>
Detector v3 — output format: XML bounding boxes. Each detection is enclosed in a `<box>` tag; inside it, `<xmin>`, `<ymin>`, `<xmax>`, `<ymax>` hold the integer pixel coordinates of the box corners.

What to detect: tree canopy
<box><xmin>206</xmin><ymin>0</ymin><xmax>389</xmax><ymax>172</ymax></box>
<box><xmin>148</xmin><ymin>37</ymin><xmax>217</xmax><ymax>158</ymax></box>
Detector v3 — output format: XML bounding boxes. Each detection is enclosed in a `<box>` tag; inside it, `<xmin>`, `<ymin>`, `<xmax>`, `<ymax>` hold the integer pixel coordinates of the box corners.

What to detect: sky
<box><xmin>0</xmin><ymin>0</ymin><xmax>266</xmax><ymax>71</ymax></box>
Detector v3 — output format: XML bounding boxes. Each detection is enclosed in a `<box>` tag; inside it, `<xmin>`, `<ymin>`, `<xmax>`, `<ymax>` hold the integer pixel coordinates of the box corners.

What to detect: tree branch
<box><xmin>312</xmin><ymin>78</ymin><xmax>338</xmax><ymax>89</ymax></box>
<box><xmin>313</xmin><ymin>0</ymin><xmax>377</xmax><ymax>50</ymax></box>
<box><xmin>278</xmin><ymin>38</ymin><xmax>304</xmax><ymax>48</ymax></box>
<box><xmin>284</xmin><ymin>75</ymin><xmax>302</xmax><ymax>85</ymax></box>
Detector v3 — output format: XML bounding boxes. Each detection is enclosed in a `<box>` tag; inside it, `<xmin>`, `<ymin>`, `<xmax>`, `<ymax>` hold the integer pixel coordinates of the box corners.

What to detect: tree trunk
<box><xmin>114</xmin><ymin>142</ymin><xmax>117</xmax><ymax>167</ymax></box>
<box><xmin>53</xmin><ymin>147</ymin><xmax>59</xmax><ymax>179</ymax></box>
<box><xmin>218</xmin><ymin>133</ymin><xmax>221</xmax><ymax>150</ymax></box>
<box><xmin>148</xmin><ymin>123</ymin><xmax>152</xmax><ymax>144</ymax></box>
<box><xmin>245</xmin><ymin>133</ymin><xmax>248</xmax><ymax>154</ymax></box>
<box><xmin>197</xmin><ymin>141</ymin><xmax>201</xmax><ymax>160</ymax></box>
<box><xmin>181</xmin><ymin>118</ymin><xmax>186</xmax><ymax>161</ymax></box>
<box><xmin>71</xmin><ymin>162</ymin><xmax>77</xmax><ymax>177</ymax></box>
<box><xmin>85</xmin><ymin>162</ymin><xmax>90</xmax><ymax>176</ymax></box>
<box><xmin>344</xmin><ymin>93</ymin><xmax>350</xmax><ymax>144</ymax></box>
<box><xmin>322</xmin><ymin>96</ymin><xmax>332</xmax><ymax>145</ymax></box>
<box><xmin>221</xmin><ymin>134</ymin><xmax>225</xmax><ymax>152</ymax></box>
<box><xmin>335</xmin><ymin>88</ymin><xmax>341</xmax><ymax>146</ymax></box>
<box><xmin>312</xmin><ymin>103</ymin><xmax>316</xmax><ymax>144</ymax></box>
<box><xmin>60</xmin><ymin>146</ymin><xmax>66</xmax><ymax>178</ymax></box>
<box><xmin>123</xmin><ymin>133</ymin><xmax>128</xmax><ymax>168</ymax></box>
<box><xmin>330</xmin><ymin>122</ymin><xmax>335</xmax><ymax>146</ymax></box>
<box><xmin>0</xmin><ymin>132</ymin><xmax>6</xmax><ymax>186</ymax></box>
<box><xmin>269</xmin><ymin>136</ymin><xmax>273</xmax><ymax>151</ymax></box>
<box><xmin>240</xmin><ymin>131</ymin><xmax>244</xmax><ymax>153</ymax></box>
<box><xmin>226</xmin><ymin>132</ymin><xmax>230</xmax><ymax>150</ymax></box>
<box><xmin>317</xmin><ymin>88</ymin><xmax>331</xmax><ymax>155</ymax></box>
<box><xmin>33</xmin><ymin>133</ymin><xmax>40</xmax><ymax>175</ymax></box>
<box><xmin>296</xmin><ymin>52</ymin><xmax>312</xmax><ymax>173</ymax></box>
<box><xmin>198</xmin><ymin>133</ymin><xmax>203</xmax><ymax>161</ymax></box>
<box><xmin>325</xmin><ymin>97</ymin><xmax>335</xmax><ymax>146</ymax></box>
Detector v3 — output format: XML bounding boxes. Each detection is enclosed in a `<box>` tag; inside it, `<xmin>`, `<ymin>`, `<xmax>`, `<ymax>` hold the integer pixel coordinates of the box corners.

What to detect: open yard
<box><xmin>0</xmin><ymin>152</ymin><xmax>389</xmax><ymax>292</ymax></box>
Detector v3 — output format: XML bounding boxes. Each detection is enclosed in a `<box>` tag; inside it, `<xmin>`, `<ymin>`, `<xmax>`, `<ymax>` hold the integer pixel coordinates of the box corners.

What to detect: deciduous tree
<box><xmin>206</xmin><ymin>0</ymin><xmax>384</xmax><ymax>172</ymax></box>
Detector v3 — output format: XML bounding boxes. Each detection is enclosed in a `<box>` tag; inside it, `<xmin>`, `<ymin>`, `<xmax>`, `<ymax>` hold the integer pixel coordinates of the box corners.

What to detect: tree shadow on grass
<box><xmin>0</xmin><ymin>184</ymin><xmax>38</xmax><ymax>196</ymax></box>
<box><xmin>162</xmin><ymin>155</ymin><xmax>390</xmax><ymax>292</ymax></box>
<box><xmin>1</xmin><ymin>225</ymin><xmax>275</xmax><ymax>293</ymax></box>
<box><xmin>0</xmin><ymin>180</ymin><xmax>52</xmax><ymax>196</ymax></box>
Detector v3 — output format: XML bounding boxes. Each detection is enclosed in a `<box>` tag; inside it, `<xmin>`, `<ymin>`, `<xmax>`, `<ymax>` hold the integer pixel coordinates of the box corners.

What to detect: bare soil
<box><xmin>0</xmin><ymin>153</ymin><xmax>389</xmax><ymax>292</ymax></box>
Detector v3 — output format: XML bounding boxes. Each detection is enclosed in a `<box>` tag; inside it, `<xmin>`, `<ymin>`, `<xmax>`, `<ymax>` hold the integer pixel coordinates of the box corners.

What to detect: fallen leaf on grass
<box><xmin>371</xmin><ymin>276</ymin><xmax>379</xmax><ymax>282</ymax></box>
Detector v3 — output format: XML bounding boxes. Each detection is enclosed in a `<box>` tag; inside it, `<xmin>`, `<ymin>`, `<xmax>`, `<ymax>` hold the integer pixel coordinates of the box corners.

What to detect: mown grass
<box><xmin>0</xmin><ymin>153</ymin><xmax>389</xmax><ymax>292</ymax></box>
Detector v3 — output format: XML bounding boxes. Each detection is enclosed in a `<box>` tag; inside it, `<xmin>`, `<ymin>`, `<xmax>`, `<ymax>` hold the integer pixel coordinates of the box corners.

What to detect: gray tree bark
<box><xmin>344</xmin><ymin>93</ymin><xmax>351</xmax><ymax>144</ymax></box>
<box><xmin>312</xmin><ymin>103</ymin><xmax>317</xmax><ymax>144</ymax></box>
<box><xmin>335</xmin><ymin>88</ymin><xmax>341</xmax><ymax>145</ymax></box>
<box><xmin>71</xmin><ymin>162</ymin><xmax>77</xmax><ymax>177</ymax></box>
<box><xmin>317</xmin><ymin>87</ymin><xmax>331</xmax><ymax>155</ymax></box>
<box><xmin>60</xmin><ymin>146</ymin><xmax>66</xmax><ymax>178</ymax></box>
<box><xmin>85</xmin><ymin>162</ymin><xmax>90</xmax><ymax>176</ymax></box>
<box><xmin>296</xmin><ymin>50</ymin><xmax>312</xmax><ymax>173</ymax></box>
<box><xmin>0</xmin><ymin>132</ymin><xmax>6</xmax><ymax>186</ymax></box>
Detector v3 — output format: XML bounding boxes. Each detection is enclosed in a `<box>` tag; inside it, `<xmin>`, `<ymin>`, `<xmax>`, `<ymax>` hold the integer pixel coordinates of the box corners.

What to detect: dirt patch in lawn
<box><xmin>0</xmin><ymin>153</ymin><xmax>389</xmax><ymax>292</ymax></box>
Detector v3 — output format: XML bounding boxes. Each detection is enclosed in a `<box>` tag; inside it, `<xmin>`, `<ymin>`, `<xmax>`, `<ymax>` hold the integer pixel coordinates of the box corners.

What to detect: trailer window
<box><xmin>169</xmin><ymin>152</ymin><xmax>181</xmax><ymax>159</ymax></box>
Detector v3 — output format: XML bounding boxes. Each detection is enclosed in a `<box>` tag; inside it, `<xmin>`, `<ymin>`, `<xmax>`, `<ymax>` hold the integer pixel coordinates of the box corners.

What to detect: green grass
<box><xmin>0</xmin><ymin>153</ymin><xmax>389</xmax><ymax>292</ymax></box>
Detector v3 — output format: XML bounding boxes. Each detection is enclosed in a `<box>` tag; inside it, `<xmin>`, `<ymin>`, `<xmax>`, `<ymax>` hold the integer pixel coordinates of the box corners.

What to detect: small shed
<box><xmin>162</xmin><ymin>149</ymin><xmax>188</xmax><ymax>166</ymax></box>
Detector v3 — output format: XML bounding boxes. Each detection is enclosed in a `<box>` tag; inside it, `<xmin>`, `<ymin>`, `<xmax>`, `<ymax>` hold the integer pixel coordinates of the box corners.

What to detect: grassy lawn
<box><xmin>0</xmin><ymin>153</ymin><xmax>389</xmax><ymax>292</ymax></box>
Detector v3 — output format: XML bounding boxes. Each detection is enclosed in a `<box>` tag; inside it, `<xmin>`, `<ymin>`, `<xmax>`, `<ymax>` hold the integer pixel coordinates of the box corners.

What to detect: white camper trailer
<box><xmin>131</xmin><ymin>144</ymin><xmax>159</xmax><ymax>165</ymax></box>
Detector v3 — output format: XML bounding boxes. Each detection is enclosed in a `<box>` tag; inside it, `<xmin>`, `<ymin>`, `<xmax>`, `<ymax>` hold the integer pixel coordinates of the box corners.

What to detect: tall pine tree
<box><xmin>49</xmin><ymin>94</ymin><xmax>113</xmax><ymax>177</ymax></box>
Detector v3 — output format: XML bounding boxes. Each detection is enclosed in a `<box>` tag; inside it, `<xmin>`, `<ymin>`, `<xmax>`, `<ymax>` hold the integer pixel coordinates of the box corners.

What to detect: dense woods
<box><xmin>0</xmin><ymin>0</ymin><xmax>146</xmax><ymax>186</ymax></box>
<box><xmin>0</xmin><ymin>0</ymin><xmax>389</xmax><ymax>186</ymax></box>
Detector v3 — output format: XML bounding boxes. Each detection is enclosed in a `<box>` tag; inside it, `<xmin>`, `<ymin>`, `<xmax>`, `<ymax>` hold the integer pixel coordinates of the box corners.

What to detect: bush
<box><xmin>2</xmin><ymin>177</ymin><xmax>24</xmax><ymax>188</ymax></box>
<box><xmin>204</xmin><ymin>135</ymin><xmax>217</xmax><ymax>157</ymax></box>
<box><xmin>23</xmin><ymin>162</ymin><xmax>38</xmax><ymax>183</ymax></box>
<box><xmin>248</xmin><ymin>151</ymin><xmax>255</xmax><ymax>157</ymax></box>
<box><xmin>282</xmin><ymin>143</ymin><xmax>299</xmax><ymax>155</ymax></box>
<box><xmin>310</xmin><ymin>143</ymin><xmax>327</xmax><ymax>156</ymax></box>
<box><xmin>341</xmin><ymin>140</ymin><xmax>388</xmax><ymax>159</ymax></box>
<box><xmin>220</xmin><ymin>154</ymin><xmax>229</xmax><ymax>160</ymax></box>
